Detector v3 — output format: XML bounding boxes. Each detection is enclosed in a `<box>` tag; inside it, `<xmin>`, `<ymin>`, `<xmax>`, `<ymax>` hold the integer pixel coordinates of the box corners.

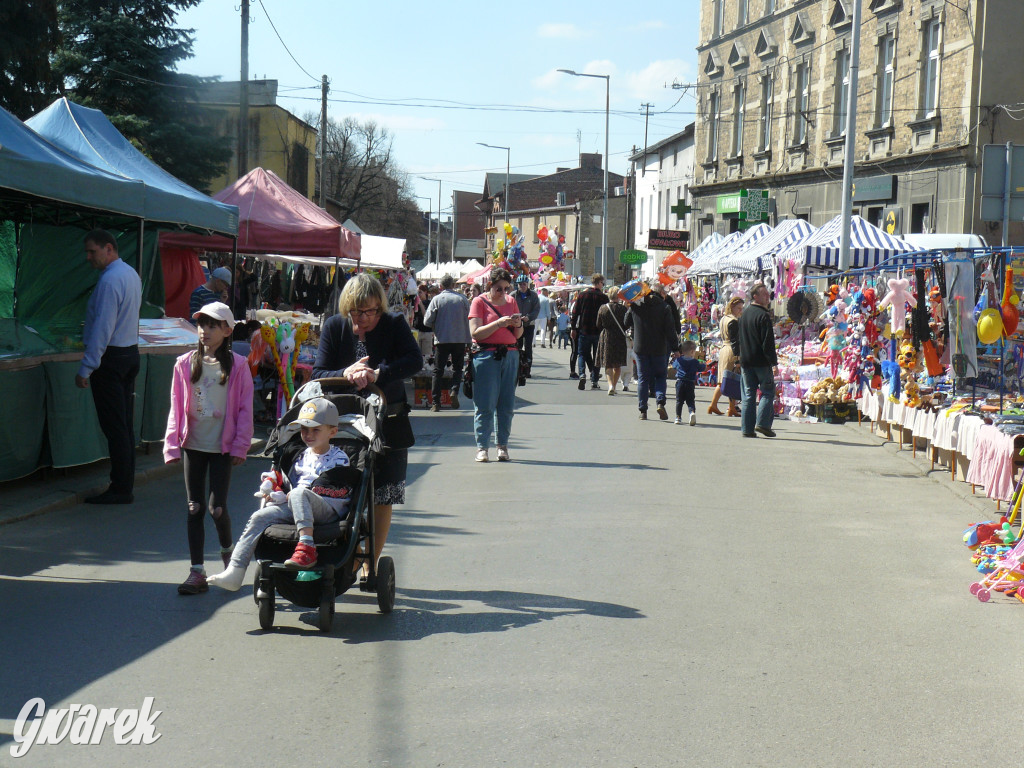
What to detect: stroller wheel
<box><xmin>376</xmin><ymin>556</ymin><xmax>396</xmax><ymax>614</ymax></box>
<box><xmin>978</xmin><ymin>588</ymin><xmax>991</xmax><ymax>603</ymax></box>
<box><xmin>969</xmin><ymin>582</ymin><xmax>982</xmax><ymax>596</ymax></box>
<box><xmin>318</xmin><ymin>598</ymin><xmax>335</xmax><ymax>632</ymax></box>
<box><xmin>257</xmin><ymin>563</ymin><xmax>275</xmax><ymax>630</ymax></box>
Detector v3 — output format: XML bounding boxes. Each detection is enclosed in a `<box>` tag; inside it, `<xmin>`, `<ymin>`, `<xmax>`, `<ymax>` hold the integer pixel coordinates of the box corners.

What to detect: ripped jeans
<box><xmin>183</xmin><ymin>449</ymin><xmax>234</xmax><ymax>567</ymax></box>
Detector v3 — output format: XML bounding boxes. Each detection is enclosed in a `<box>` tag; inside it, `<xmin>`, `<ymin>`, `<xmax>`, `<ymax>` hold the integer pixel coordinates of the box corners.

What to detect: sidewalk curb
<box><xmin>0</xmin><ymin>439</ymin><xmax>268</xmax><ymax>527</ymax></box>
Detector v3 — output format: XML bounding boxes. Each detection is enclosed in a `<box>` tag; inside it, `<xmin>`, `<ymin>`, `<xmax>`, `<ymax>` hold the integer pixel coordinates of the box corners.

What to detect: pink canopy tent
<box><xmin>160</xmin><ymin>167</ymin><xmax>360</xmax><ymax>258</ymax></box>
<box><xmin>459</xmin><ymin>263</ymin><xmax>494</xmax><ymax>285</ymax></box>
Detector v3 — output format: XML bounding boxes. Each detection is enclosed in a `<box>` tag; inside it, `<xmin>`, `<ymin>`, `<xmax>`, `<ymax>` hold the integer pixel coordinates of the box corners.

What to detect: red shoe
<box><xmin>285</xmin><ymin>542</ymin><xmax>318</xmax><ymax>569</ymax></box>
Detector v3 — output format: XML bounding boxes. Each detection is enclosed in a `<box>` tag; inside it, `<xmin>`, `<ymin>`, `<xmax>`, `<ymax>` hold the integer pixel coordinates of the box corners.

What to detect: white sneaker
<box><xmin>674</xmin><ymin>417</ymin><xmax>682</xmax><ymax>425</ymax></box>
<box><xmin>496</xmin><ymin>446</ymin><xmax>510</xmax><ymax>462</ymax></box>
<box><xmin>607</xmin><ymin>388</ymin><xmax>615</xmax><ymax>396</ymax></box>
<box><xmin>689</xmin><ymin>413</ymin><xmax>697</xmax><ymax>426</ymax></box>
<box><xmin>475</xmin><ymin>449</ymin><xmax>489</xmax><ymax>463</ymax></box>
<box><xmin>207</xmin><ymin>565</ymin><xmax>246</xmax><ymax>592</ymax></box>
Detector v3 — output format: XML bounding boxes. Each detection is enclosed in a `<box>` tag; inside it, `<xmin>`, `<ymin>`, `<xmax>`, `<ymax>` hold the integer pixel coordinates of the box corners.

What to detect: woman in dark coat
<box><xmin>314</xmin><ymin>273</ymin><xmax>422</xmax><ymax>576</ymax></box>
<box><xmin>596</xmin><ymin>286</ymin><xmax>629</xmax><ymax>395</ymax></box>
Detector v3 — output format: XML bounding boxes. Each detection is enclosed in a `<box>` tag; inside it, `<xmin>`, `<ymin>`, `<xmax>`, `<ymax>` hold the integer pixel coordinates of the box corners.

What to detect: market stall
<box><xmin>0</xmin><ymin>102</ymin><xmax>238</xmax><ymax>481</ymax></box>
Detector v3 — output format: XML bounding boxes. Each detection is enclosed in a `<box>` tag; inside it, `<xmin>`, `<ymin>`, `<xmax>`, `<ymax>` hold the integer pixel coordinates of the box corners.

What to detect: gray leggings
<box><xmin>229</xmin><ymin>487</ymin><xmax>341</xmax><ymax>570</ymax></box>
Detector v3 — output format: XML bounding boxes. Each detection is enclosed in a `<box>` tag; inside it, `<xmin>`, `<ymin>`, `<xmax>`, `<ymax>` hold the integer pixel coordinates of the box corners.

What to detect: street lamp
<box><xmin>420</xmin><ymin>177</ymin><xmax>443</xmax><ymax>265</ymax></box>
<box><xmin>476</xmin><ymin>142</ymin><xmax>510</xmax><ymax>224</ymax></box>
<box><xmin>559</xmin><ymin>69</ymin><xmax>610</xmax><ymax>277</ymax></box>
<box><xmin>415</xmin><ymin>195</ymin><xmax>432</xmax><ymax>263</ymax></box>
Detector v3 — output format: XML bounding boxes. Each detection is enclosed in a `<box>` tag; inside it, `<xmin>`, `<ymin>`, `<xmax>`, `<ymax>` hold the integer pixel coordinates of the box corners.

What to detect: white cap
<box><xmin>192</xmin><ymin>301</ymin><xmax>237</xmax><ymax>328</ymax></box>
<box><xmin>212</xmin><ymin>266</ymin><xmax>233</xmax><ymax>285</ymax></box>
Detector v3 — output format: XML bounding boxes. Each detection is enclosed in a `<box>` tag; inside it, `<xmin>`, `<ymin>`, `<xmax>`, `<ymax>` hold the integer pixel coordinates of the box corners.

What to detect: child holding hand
<box><xmin>208</xmin><ymin>397</ymin><xmax>352</xmax><ymax>591</ymax></box>
<box><xmin>671</xmin><ymin>339</ymin><xmax>706</xmax><ymax>426</ymax></box>
<box><xmin>164</xmin><ymin>302</ymin><xmax>254</xmax><ymax>596</ymax></box>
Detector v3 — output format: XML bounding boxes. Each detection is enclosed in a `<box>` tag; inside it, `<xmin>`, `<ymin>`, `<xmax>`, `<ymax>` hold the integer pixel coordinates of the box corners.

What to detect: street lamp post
<box><xmin>559</xmin><ymin>69</ymin><xmax>610</xmax><ymax>277</ymax></box>
<box><xmin>420</xmin><ymin>177</ymin><xmax>443</xmax><ymax>265</ymax></box>
<box><xmin>415</xmin><ymin>195</ymin><xmax>432</xmax><ymax>263</ymax></box>
<box><xmin>476</xmin><ymin>142</ymin><xmax>510</xmax><ymax>225</ymax></box>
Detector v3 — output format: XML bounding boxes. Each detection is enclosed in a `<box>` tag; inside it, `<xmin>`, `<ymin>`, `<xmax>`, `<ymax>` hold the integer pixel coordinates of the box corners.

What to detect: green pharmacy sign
<box><xmin>618</xmin><ymin>249</ymin><xmax>649</xmax><ymax>265</ymax></box>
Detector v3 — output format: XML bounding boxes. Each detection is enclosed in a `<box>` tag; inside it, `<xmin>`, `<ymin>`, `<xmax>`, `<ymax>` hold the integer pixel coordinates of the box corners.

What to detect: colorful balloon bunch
<box><xmin>261</xmin><ymin>318</ymin><xmax>311</xmax><ymax>417</ymax></box>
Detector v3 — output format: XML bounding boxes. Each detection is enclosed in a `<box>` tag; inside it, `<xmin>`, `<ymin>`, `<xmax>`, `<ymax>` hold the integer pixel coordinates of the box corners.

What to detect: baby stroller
<box><xmin>252</xmin><ymin>378</ymin><xmax>395</xmax><ymax>632</ymax></box>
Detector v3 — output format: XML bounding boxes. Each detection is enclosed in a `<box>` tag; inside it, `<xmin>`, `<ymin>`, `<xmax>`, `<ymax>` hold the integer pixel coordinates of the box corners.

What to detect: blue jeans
<box><xmin>741</xmin><ymin>366</ymin><xmax>776</xmax><ymax>434</ymax></box>
<box><xmin>577</xmin><ymin>333</ymin><xmax>599</xmax><ymax>382</ymax></box>
<box><xmin>636</xmin><ymin>353</ymin><xmax>668</xmax><ymax>411</ymax></box>
<box><xmin>472</xmin><ymin>349</ymin><xmax>519</xmax><ymax>449</ymax></box>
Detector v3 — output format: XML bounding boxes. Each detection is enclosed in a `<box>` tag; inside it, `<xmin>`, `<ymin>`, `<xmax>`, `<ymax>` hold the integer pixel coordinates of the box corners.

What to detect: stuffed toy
<box><xmin>254</xmin><ymin>469</ymin><xmax>288</xmax><ymax>506</ymax></box>
<box><xmin>878</xmin><ymin>277</ymin><xmax>916</xmax><ymax>335</ymax></box>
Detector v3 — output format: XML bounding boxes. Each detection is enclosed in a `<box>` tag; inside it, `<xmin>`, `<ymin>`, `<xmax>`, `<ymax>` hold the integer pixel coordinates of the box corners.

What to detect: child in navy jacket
<box><xmin>671</xmin><ymin>340</ymin><xmax>706</xmax><ymax>426</ymax></box>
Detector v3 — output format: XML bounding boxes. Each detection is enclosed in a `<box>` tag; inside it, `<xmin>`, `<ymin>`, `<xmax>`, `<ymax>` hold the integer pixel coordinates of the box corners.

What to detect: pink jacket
<box><xmin>163</xmin><ymin>351</ymin><xmax>254</xmax><ymax>462</ymax></box>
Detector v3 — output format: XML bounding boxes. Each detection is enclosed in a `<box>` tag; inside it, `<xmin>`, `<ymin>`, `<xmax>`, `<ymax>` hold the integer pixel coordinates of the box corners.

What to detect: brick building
<box><xmin>477</xmin><ymin>154</ymin><xmax>627</xmax><ymax>277</ymax></box>
<box><xmin>690</xmin><ymin>0</ymin><xmax>1024</xmax><ymax>245</ymax></box>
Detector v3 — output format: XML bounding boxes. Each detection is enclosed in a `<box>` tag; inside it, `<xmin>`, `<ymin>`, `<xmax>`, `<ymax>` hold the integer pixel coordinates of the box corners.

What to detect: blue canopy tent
<box><xmin>778</xmin><ymin>214</ymin><xmax>916</xmax><ymax>269</ymax></box>
<box><xmin>722</xmin><ymin>219</ymin><xmax>817</xmax><ymax>273</ymax></box>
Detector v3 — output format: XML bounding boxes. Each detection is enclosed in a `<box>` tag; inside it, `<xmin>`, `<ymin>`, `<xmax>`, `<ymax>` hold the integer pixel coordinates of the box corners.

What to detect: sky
<box><xmin>176</xmin><ymin>0</ymin><xmax>703</xmax><ymax>222</ymax></box>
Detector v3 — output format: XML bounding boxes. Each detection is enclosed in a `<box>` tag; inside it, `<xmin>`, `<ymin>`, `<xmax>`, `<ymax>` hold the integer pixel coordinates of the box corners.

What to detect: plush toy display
<box><xmin>877</xmin><ymin>276</ymin><xmax>916</xmax><ymax>335</ymax></box>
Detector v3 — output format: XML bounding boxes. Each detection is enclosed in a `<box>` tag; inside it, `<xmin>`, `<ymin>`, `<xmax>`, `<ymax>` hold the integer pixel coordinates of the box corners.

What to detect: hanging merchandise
<box><xmin>1001</xmin><ymin>265</ymin><xmax>1020</xmax><ymax>337</ymax></box>
<box><xmin>877</xmin><ymin>273</ymin><xmax>916</xmax><ymax>336</ymax></box>
<box><xmin>945</xmin><ymin>257</ymin><xmax>978</xmax><ymax>379</ymax></box>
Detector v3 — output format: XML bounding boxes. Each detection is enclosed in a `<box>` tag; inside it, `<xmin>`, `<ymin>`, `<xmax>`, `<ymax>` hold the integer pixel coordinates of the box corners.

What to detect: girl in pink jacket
<box><xmin>164</xmin><ymin>302</ymin><xmax>254</xmax><ymax>596</ymax></box>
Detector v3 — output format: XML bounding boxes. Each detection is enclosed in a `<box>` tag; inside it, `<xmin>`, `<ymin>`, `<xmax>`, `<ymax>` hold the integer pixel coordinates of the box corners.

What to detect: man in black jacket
<box><xmin>571</xmin><ymin>274</ymin><xmax>609</xmax><ymax>390</ymax></box>
<box><xmin>625</xmin><ymin>286</ymin><xmax>680</xmax><ymax>420</ymax></box>
<box><xmin>733</xmin><ymin>282</ymin><xmax>778</xmax><ymax>438</ymax></box>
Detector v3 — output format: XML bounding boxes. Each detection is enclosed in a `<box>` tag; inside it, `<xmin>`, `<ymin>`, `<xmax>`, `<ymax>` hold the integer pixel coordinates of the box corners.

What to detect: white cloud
<box><xmin>622</xmin><ymin>59</ymin><xmax>693</xmax><ymax>101</ymax></box>
<box><xmin>538</xmin><ymin>22</ymin><xmax>586</xmax><ymax>39</ymax></box>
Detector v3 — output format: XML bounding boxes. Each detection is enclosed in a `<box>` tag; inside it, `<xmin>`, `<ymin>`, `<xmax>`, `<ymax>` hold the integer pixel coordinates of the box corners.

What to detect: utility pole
<box><xmin>319</xmin><ymin>75</ymin><xmax>328</xmax><ymax>207</ymax></box>
<box><xmin>238</xmin><ymin>0</ymin><xmax>249</xmax><ymax>178</ymax></box>
<box><xmin>640</xmin><ymin>103</ymin><xmax>654</xmax><ymax>177</ymax></box>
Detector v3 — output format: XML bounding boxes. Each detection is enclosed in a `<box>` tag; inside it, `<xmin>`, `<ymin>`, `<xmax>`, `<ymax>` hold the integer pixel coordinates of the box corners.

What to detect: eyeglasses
<box><xmin>494</xmin><ymin>283</ymin><xmax>510</xmax><ymax>292</ymax></box>
<box><xmin>350</xmin><ymin>307</ymin><xmax>382</xmax><ymax>319</ymax></box>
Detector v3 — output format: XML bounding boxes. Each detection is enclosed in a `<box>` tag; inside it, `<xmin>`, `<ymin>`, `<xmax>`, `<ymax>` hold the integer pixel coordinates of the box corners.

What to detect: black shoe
<box><xmin>84</xmin><ymin>489</ymin><xmax>134</xmax><ymax>505</ymax></box>
<box><xmin>569</xmin><ymin>372</ymin><xmax>580</xmax><ymax>379</ymax></box>
<box><xmin>741</xmin><ymin>432</ymin><xmax>757</xmax><ymax>438</ymax></box>
<box><xmin>639</xmin><ymin>411</ymin><xmax>647</xmax><ymax>420</ymax></box>
<box><xmin>450</xmin><ymin>391</ymin><xmax>460</xmax><ymax>409</ymax></box>
<box><xmin>755</xmin><ymin>426</ymin><xmax>777</xmax><ymax>438</ymax></box>
<box><xmin>518</xmin><ymin>377</ymin><xmax>527</xmax><ymax>387</ymax></box>
<box><xmin>590</xmin><ymin>381</ymin><xmax>599</xmax><ymax>390</ymax></box>
<box><xmin>577</xmin><ymin>378</ymin><xmax>586</xmax><ymax>390</ymax></box>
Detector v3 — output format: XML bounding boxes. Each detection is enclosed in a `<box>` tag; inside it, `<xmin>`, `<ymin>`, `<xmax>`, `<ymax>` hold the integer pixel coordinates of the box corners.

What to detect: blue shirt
<box><xmin>671</xmin><ymin>355</ymin><xmax>706</xmax><ymax>382</ymax></box>
<box><xmin>79</xmin><ymin>258</ymin><xmax>142</xmax><ymax>378</ymax></box>
<box><xmin>189</xmin><ymin>284</ymin><xmax>222</xmax><ymax>319</ymax></box>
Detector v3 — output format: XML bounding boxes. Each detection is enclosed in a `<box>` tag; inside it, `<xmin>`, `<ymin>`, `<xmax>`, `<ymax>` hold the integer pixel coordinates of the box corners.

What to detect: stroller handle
<box><xmin>311</xmin><ymin>377</ymin><xmax>387</xmax><ymax>405</ymax></box>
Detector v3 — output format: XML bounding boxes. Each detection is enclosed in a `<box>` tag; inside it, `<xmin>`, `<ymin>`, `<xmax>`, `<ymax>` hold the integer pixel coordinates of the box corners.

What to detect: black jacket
<box><xmin>313</xmin><ymin>312</ymin><xmax>423</xmax><ymax>448</ymax></box>
<box><xmin>571</xmin><ymin>287</ymin><xmax>609</xmax><ymax>335</ymax></box>
<box><xmin>625</xmin><ymin>294</ymin><xmax>680</xmax><ymax>356</ymax></box>
<box><xmin>734</xmin><ymin>303</ymin><xmax>778</xmax><ymax>367</ymax></box>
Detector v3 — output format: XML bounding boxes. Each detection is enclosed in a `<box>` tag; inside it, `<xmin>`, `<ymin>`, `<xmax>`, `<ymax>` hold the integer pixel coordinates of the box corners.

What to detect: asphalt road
<box><xmin>0</xmin><ymin>345</ymin><xmax>1015</xmax><ymax>767</ymax></box>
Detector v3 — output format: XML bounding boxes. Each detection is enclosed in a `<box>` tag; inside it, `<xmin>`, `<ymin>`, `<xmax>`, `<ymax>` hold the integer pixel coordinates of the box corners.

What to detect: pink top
<box><xmin>469</xmin><ymin>295</ymin><xmax>518</xmax><ymax>346</ymax></box>
<box><xmin>163</xmin><ymin>351</ymin><xmax>255</xmax><ymax>461</ymax></box>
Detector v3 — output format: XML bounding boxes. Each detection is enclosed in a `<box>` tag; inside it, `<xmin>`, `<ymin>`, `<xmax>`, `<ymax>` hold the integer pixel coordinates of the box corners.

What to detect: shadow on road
<box><xmin>329</xmin><ymin>587</ymin><xmax>644</xmax><ymax>644</ymax></box>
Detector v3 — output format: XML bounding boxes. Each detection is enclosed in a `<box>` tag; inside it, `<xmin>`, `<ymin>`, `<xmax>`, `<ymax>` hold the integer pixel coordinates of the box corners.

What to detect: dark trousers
<box><xmin>183</xmin><ymin>449</ymin><xmax>234</xmax><ymax>566</ymax></box>
<box><xmin>569</xmin><ymin>334</ymin><xmax>579</xmax><ymax>372</ymax></box>
<box><xmin>675</xmin><ymin>380</ymin><xmax>696</xmax><ymax>417</ymax></box>
<box><xmin>518</xmin><ymin>325</ymin><xmax>535</xmax><ymax>372</ymax></box>
<box><xmin>90</xmin><ymin>345</ymin><xmax>140</xmax><ymax>494</ymax></box>
<box><xmin>433</xmin><ymin>343</ymin><xmax>466</xmax><ymax>400</ymax></box>
<box><xmin>577</xmin><ymin>333</ymin><xmax>599</xmax><ymax>382</ymax></box>
<box><xmin>636</xmin><ymin>353</ymin><xmax>668</xmax><ymax>411</ymax></box>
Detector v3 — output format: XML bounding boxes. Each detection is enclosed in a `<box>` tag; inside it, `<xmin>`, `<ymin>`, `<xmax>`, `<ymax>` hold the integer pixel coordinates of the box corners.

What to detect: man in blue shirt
<box><xmin>75</xmin><ymin>230</ymin><xmax>143</xmax><ymax>504</ymax></box>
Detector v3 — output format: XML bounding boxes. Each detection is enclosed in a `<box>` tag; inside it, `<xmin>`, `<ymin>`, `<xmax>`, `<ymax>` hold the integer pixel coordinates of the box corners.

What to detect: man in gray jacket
<box><xmin>424</xmin><ymin>274</ymin><xmax>472</xmax><ymax>411</ymax></box>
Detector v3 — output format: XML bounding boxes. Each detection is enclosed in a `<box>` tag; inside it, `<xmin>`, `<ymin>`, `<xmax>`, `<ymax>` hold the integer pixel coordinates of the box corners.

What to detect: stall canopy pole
<box><xmin>838</xmin><ymin>0</ymin><xmax>863</xmax><ymax>272</ymax></box>
<box><xmin>230</xmin><ymin>237</ymin><xmax>239</xmax><ymax>321</ymax></box>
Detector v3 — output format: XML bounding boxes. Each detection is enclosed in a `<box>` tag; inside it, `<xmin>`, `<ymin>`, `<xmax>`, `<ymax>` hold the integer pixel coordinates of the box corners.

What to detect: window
<box><xmin>649</xmin><ymin>194</ymin><xmax>654</xmax><ymax>230</ymax></box>
<box><xmin>759</xmin><ymin>75</ymin><xmax>774</xmax><ymax>151</ymax></box>
<box><xmin>639</xmin><ymin>197</ymin><xmax>644</xmax><ymax>234</ymax></box>
<box><xmin>878</xmin><ymin>33</ymin><xmax>896</xmax><ymax>126</ymax></box>
<box><xmin>922</xmin><ymin>18</ymin><xmax>940</xmax><ymax>117</ymax></box>
<box><xmin>657</xmin><ymin>190</ymin><xmax>663</xmax><ymax>228</ymax></box>
<box><xmin>834</xmin><ymin>47</ymin><xmax>850</xmax><ymax>136</ymax></box>
<box><xmin>707</xmin><ymin>91</ymin><xmax>721</xmax><ymax>161</ymax></box>
<box><xmin>673</xmin><ymin>146</ymin><xmax>678</xmax><ymax>167</ymax></box>
<box><xmin>713</xmin><ymin>0</ymin><xmax>725</xmax><ymax>37</ymax></box>
<box><xmin>764</xmin><ymin>0</ymin><xmax>775</xmax><ymax>14</ymax></box>
<box><xmin>794</xmin><ymin>63</ymin><xmax>809</xmax><ymax>144</ymax></box>
<box><xmin>666</xmin><ymin>192</ymin><xmax>672</xmax><ymax>229</ymax></box>
<box><xmin>676</xmin><ymin>186</ymin><xmax>683</xmax><ymax>225</ymax></box>
<box><xmin>732</xmin><ymin>83</ymin><xmax>746</xmax><ymax>156</ymax></box>
<box><xmin>738</xmin><ymin>0</ymin><xmax>748</xmax><ymax>26</ymax></box>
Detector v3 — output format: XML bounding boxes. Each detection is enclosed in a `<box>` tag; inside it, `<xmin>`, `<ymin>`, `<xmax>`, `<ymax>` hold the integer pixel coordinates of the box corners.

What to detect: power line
<box><xmin>255</xmin><ymin>0</ymin><xmax>319</xmax><ymax>83</ymax></box>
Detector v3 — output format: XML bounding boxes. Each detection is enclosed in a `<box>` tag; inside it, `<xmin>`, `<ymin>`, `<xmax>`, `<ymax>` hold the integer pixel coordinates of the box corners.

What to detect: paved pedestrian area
<box><xmin>0</xmin><ymin>346</ymin><xmax>1016</xmax><ymax>767</ymax></box>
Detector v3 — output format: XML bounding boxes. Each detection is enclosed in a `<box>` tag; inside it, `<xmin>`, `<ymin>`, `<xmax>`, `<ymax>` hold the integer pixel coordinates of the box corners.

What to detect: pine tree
<box><xmin>0</xmin><ymin>0</ymin><xmax>60</xmax><ymax>118</ymax></box>
<box><xmin>53</xmin><ymin>0</ymin><xmax>231</xmax><ymax>192</ymax></box>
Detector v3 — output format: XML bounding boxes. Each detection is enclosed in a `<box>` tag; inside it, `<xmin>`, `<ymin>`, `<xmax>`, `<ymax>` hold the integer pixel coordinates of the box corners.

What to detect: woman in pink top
<box><xmin>468</xmin><ymin>267</ymin><xmax>524</xmax><ymax>462</ymax></box>
<box><xmin>164</xmin><ymin>302</ymin><xmax>254</xmax><ymax>595</ymax></box>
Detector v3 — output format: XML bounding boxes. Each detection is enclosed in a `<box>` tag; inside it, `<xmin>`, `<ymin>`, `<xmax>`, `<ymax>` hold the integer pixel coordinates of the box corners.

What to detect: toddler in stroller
<box><xmin>210</xmin><ymin>383</ymin><xmax>395</xmax><ymax>631</ymax></box>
